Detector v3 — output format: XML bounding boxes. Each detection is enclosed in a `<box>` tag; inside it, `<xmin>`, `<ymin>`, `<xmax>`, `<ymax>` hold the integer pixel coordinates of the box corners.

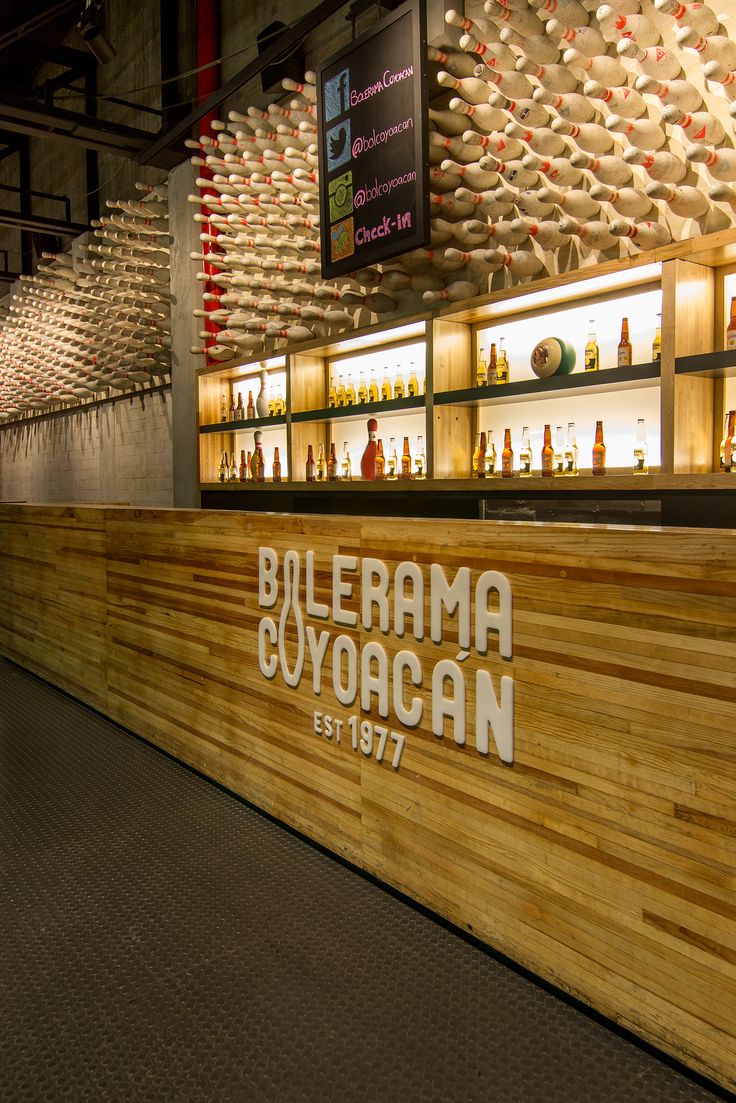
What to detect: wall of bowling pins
<box><xmin>0</xmin><ymin>183</ymin><xmax>171</xmax><ymax>423</ymax></box>
<box><xmin>191</xmin><ymin>0</ymin><xmax>736</xmax><ymax>363</ymax></box>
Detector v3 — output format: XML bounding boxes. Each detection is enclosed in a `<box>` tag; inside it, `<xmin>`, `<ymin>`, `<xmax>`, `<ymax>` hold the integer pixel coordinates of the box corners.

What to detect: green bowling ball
<box><xmin>530</xmin><ymin>337</ymin><xmax>576</xmax><ymax>378</ymax></box>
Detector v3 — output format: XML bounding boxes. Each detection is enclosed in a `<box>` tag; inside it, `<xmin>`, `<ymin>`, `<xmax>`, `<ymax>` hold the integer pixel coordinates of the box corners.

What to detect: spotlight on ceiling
<box><xmin>78</xmin><ymin>1</ymin><xmax>117</xmax><ymax>64</ymax></box>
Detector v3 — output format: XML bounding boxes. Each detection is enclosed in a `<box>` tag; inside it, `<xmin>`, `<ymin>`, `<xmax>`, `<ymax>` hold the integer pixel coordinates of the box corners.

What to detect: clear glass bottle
<box><xmin>495</xmin><ymin>339</ymin><xmax>509</xmax><ymax>385</ymax></box>
<box><xmin>220</xmin><ymin>394</ymin><xmax>228</xmax><ymax>423</ymax></box>
<box><xmin>519</xmin><ymin>426</ymin><xmax>532</xmax><ymax>476</ymax></box>
<box><xmin>341</xmin><ymin>441</ymin><xmax>352</xmax><ymax>480</ymax></box>
<box><xmin>386</xmin><ymin>436</ymin><xmax>398</xmax><ymax>480</ymax></box>
<box><xmin>407</xmin><ymin>362</ymin><xmax>420</xmax><ymax>397</ymax></box>
<box><xmin>541</xmin><ymin>423</ymin><xmax>554</xmax><ymax>477</ymax></box>
<box><xmin>472</xmin><ymin>432</ymin><xmax>482</xmax><ymax>477</ymax></box>
<box><xmin>336</xmin><ymin>374</ymin><xmax>347</xmax><ymax>407</ymax></box>
<box><xmin>415</xmin><ymin>435</ymin><xmax>426</xmax><ymax>479</ymax></box>
<box><xmin>381</xmin><ymin>369</ymin><xmax>392</xmax><ymax>402</ymax></box>
<box><xmin>585</xmin><ymin>320</ymin><xmax>599</xmax><ymax>372</ymax></box>
<box><xmin>328</xmin><ymin>377</ymin><xmax>338</xmax><ymax>408</ymax></box>
<box><xmin>652</xmin><ymin>313</ymin><xmax>662</xmax><ymax>363</ymax></box>
<box><xmin>501</xmin><ymin>428</ymin><xmax>513</xmax><ymax>477</ymax></box>
<box><xmin>633</xmin><ymin>418</ymin><xmax>648</xmax><ymax>474</ymax></box>
<box><xmin>564</xmin><ymin>422</ymin><xmax>579</xmax><ymax>475</ymax></box>
<box><xmin>554</xmin><ymin>426</ymin><xmax>565</xmax><ymax>475</ymax></box>
<box><xmin>393</xmin><ymin>367</ymin><xmax>405</xmax><ymax>400</ymax></box>
<box><xmin>357</xmin><ymin>370</ymin><xmax>369</xmax><ymax>404</ymax></box>
<box><xmin>476</xmin><ymin>346</ymin><xmax>488</xmax><ymax>387</ymax></box>
<box><xmin>592</xmin><ymin>419</ymin><xmax>606</xmax><ymax>475</ymax></box>
<box><xmin>618</xmin><ymin>317</ymin><xmax>632</xmax><ymax>368</ymax></box>
<box><xmin>316</xmin><ymin>442</ymin><xmax>326</xmax><ymax>481</ymax></box>
<box><xmin>368</xmin><ymin>371</ymin><xmax>380</xmax><ymax>403</ymax></box>
<box><xmin>485</xmin><ymin>429</ymin><xmax>497</xmax><ymax>476</ymax></box>
<box><xmin>345</xmin><ymin>376</ymin><xmax>356</xmax><ymax>406</ymax></box>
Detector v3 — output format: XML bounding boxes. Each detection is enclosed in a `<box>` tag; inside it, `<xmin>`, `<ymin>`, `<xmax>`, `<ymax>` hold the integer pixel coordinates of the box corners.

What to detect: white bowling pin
<box><xmin>437</xmin><ymin>71</ymin><xmax>494</xmax><ymax>105</ymax></box>
<box><xmin>430</xmin><ymin>166</ymin><xmax>465</xmax><ymax>193</ymax></box>
<box><xmin>589</xmin><ymin>183</ymin><xmax>652</xmax><ymax>215</ymax></box>
<box><xmin>610</xmin><ymin>218</ymin><xmax>671</xmax><ymax>247</ymax></box>
<box><xmin>429</xmin><ymin>107</ymin><xmax>471</xmax><ymax>137</ymax></box>
<box><xmin>440</xmin><ymin>159</ymin><xmax>500</xmax><ymax>189</ymax></box>
<box><xmin>661</xmin><ymin>104</ymin><xmax>725</xmax><ymax>144</ymax></box>
<box><xmin>596</xmin><ymin>6</ymin><xmax>661</xmax><ymax>46</ymax></box>
<box><xmin>552</xmin><ymin>117</ymin><xmax>615</xmax><ymax>152</ymax></box>
<box><xmin>458</xmin><ymin>33</ymin><xmax>518</xmax><ymax>71</ymax></box>
<box><xmin>441</xmin><ymin>249</ymin><xmax>506</xmax><ymax>272</ymax></box>
<box><xmin>623</xmin><ymin>145</ymin><xmax>687</xmax><ymax>181</ymax></box>
<box><xmin>616</xmin><ymin>40</ymin><xmax>682</xmax><ymax>78</ymax></box>
<box><xmin>484</xmin><ymin>0</ymin><xmax>546</xmax><ymax>38</ymax></box>
<box><xmin>502</xmin><ymin>250</ymin><xmax>546</xmax><ymax>278</ymax></box>
<box><xmin>559</xmin><ymin>217</ymin><xmax>618</xmax><ymax>248</ymax></box>
<box><xmin>677</xmin><ymin>28</ymin><xmax>736</xmax><ymax>69</ymax></box>
<box><xmin>464</xmin><ymin>130</ymin><xmax>526</xmax><ymax>161</ymax></box>
<box><xmin>606</xmin><ymin>113</ymin><xmax>667</xmax><ymax>148</ymax></box>
<box><xmin>654</xmin><ymin>0</ymin><xmax>718</xmax><ymax>36</ymax></box>
<box><xmin>490</xmin><ymin>93</ymin><xmax>551</xmax><ymax>128</ymax></box>
<box><xmin>515</xmin><ymin>58</ymin><xmax>579</xmax><ymax>92</ymax></box>
<box><xmin>474</xmin><ymin>63</ymin><xmax>535</xmax><ymax>98</ymax></box>
<box><xmin>583</xmin><ymin>80</ymin><xmax>647</xmax><ymax>117</ymax></box>
<box><xmin>533</xmin><ymin>87</ymin><xmax>599</xmax><ymax>123</ymax></box>
<box><xmin>563</xmin><ymin>47</ymin><xmax>628</xmax><ymax>84</ymax></box>
<box><xmin>428</xmin><ymin>44</ymin><xmax>481</xmax><ymax>78</ymax></box>
<box><xmin>634</xmin><ymin>74</ymin><xmax>702</xmax><ymax>111</ymax></box>
<box><xmin>429</xmin><ymin>132</ymin><xmax>485</xmax><ymax>164</ymax></box>
<box><xmin>644</xmin><ymin>180</ymin><xmax>709</xmax><ymax>215</ymax></box>
<box><xmin>484</xmin><ymin>157</ymin><xmax>540</xmax><ymax>189</ymax></box>
<box><xmin>546</xmin><ymin>20</ymin><xmax>608</xmax><ymax>57</ymax></box>
<box><xmin>530</xmin><ymin>0</ymin><xmax>589</xmax><ymax>25</ymax></box>
<box><xmin>702</xmin><ymin>59</ymin><xmax>736</xmax><ymax>99</ymax></box>
<box><xmin>449</xmin><ymin>99</ymin><xmax>509</xmax><ymax>132</ymax></box>
<box><xmin>506</xmin><ymin>121</ymin><xmax>569</xmax><ymax>155</ymax></box>
<box><xmin>446</xmin><ymin>8</ymin><xmax>500</xmax><ymax>38</ymax></box>
<box><xmin>685</xmin><ymin>143</ymin><xmax>736</xmax><ymax>178</ymax></box>
<box><xmin>514</xmin><ymin>188</ymin><xmax>556</xmax><ymax>217</ymax></box>
<box><xmin>499</xmin><ymin>26</ymin><xmax>561</xmax><ymax>63</ymax></box>
<box><xmin>423</xmin><ymin>280</ymin><xmax>482</xmax><ymax>303</ymax></box>
<box><xmin>523</xmin><ymin>152</ymin><xmax>584</xmax><ymax>185</ymax></box>
<box><xmin>570</xmin><ymin>150</ymin><xmax>635</xmax><ymax>184</ymax></box>
<box><xmin>510</xmin><ymin>217</ymin><xmax>568</xmax><ymax>247</ymax></box>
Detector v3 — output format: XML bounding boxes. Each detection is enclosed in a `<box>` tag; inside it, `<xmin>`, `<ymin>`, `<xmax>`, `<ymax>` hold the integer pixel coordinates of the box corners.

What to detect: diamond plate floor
<box><xmin>0</xmin><ymin>657</ymin><xmax>729</xmax><ymax>1103</ymax></box>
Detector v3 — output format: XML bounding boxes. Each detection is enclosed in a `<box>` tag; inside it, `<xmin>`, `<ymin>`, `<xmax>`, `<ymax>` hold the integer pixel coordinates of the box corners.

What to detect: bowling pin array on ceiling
<box><xmin>0</xmin><ymin>183</ymin><xmax>171</xmax><ymax>423</ymax></box>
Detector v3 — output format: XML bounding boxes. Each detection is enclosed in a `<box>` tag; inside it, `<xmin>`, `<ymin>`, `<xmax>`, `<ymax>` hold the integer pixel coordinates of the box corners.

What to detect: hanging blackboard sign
<box><xmin>316</xmin><ymin>0</ymin><xmax>429</xmax><ymax>280</ymax></box>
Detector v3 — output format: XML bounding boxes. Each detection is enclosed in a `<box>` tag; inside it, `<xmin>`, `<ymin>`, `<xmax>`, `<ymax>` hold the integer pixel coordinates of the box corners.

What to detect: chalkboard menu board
<box><xmin>316</xmin><ymin>0</ymin><xmax>429</xmax><ymax>280</ymax></box>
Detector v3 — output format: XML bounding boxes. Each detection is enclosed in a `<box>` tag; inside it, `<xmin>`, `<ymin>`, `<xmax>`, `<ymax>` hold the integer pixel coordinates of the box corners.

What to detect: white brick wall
<box><xmin>0</xmin><ymin>387</ymin><xmax>173</xmax><ymax>506</ymax></box>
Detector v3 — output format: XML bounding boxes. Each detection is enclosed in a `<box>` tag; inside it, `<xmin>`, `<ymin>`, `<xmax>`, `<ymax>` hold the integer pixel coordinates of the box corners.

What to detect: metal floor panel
<box><xmin>0</xmin><ymin>657</ymin><xmax>728</xmax><ymax>1103</ymax></box>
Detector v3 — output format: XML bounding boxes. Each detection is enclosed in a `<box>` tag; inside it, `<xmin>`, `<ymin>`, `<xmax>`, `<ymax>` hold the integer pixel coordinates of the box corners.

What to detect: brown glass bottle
<box><xmin>488</xmin><ymin>343</ymin><xmax>497</xmax><ymax>386</ymax></box>
<box><xmin>722</xmin><ymin>409</ymin><xmax>736</xmax><ymax>472</ymax></box>
<box><xmin>327</xmin><ymin>442</ymin><xmax>339</xmax><ymax>481</ymax></box>
<box><xmin>399</xmin><ymin>436</ymin><xmax>412</xmax><ymax>480</ymax></box>
<box><xmin>541</xmin><ymin>423</ymin><xmax>555</xmax><ymax>476</ymax></box>
<box><xmin>255</xmin><ymin>446</ymin><xmax>265</xmax><ymax>483</ymax></box>
<box><xmin>272</xmin><ymin>447</ymin><xmax>282</xmax><ymax>482</ymax></box>
<box><xmin>375</xmin><ymin>439</ymin><xmax>386</xmax><ymax>480</ymax></box>
<box><xmin>239</xmin><ymin>449</ymin><xmax>247</xmax><ymax>482</ymax></box>
<box><xmin>618</xmin><ymin>317</ymin><xmax>632</xmax><ymax>367</ymax></box>
<box><xmin>727</xmin><ymin>298</ymin><xmax>736</xmax><ymax>350</ymax></box>
<box><xmin>246</xmin><ymin>390</ymin><xmax>255</xmax><ymax>419</ymax></box>
<box><xmin>501</xmin><ymin>428</ymin><xmax>513</xmax><ymax>477</ymax></box>
<box><xmin>592</xmin><ymin>420</ymin><xmax>606</xmax><ymax>475</ymax></box>
<box><xmin>306</xmin><ymin>444</ymin><xmax>316</xmax><ymax>482</ymax></box>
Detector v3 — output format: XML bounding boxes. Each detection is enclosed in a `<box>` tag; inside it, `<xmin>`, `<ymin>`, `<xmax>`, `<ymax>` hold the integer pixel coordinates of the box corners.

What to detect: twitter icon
<box><xmin>325</xmin><ymin>119</ymin><xmax>351</xmax><ymax>174</ymax></box>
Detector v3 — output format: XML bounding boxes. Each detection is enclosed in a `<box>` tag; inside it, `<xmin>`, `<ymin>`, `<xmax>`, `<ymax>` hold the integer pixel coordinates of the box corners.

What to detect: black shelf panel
<box><xmin>434</xmin><ymin>363</ymin><xmax>661</xmax><ymax>407</ymax></box>
<box><xmin>291</xmin><ymin>394</ymin><xmax>425</xmax><ymax>423</ymax></box>
<box><xmin>676</xmin><ymin>350</ymin><xmax>736</xmax><ymax>377</ymax></box>
<box><xmin>200</xmin><ymin>415</ymin><xmax>286</xmax><ymax>434</ymax></box>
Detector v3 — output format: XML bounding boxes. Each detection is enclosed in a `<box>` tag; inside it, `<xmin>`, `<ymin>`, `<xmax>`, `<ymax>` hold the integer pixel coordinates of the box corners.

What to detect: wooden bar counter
<box><xmin>1</xmin><ymin>503</ymin><xmax>734</xmax><ymax>1091</ymax></box>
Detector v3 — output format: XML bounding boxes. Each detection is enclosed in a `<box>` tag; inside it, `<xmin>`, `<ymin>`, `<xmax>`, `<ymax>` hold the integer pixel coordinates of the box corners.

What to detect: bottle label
<box><xmin>618</xmin><ymin>347</ymin><xmax>632</xmax><ymax>367</ymax></box>
<box><xmin>592</xmin><ymin>451</ymin><xmax>605</xmax><ymax>472</ymax></box>
<box><xmin>585</xmin><ymin>350</ymin><xmax>598</xmax><ymax>371</ymax></box>
<box><xmin>726</xmin><ymin>330</ymin><xmax>736</xmax><ymax>350</ymax></box>
<box><xmin>542</xmin><ymin>453</ymin><xmax>554</xmax><ymax>474</ymax></box>
<box><xmin>502</xmin><ymin>454</ymin><xmax>513</xmax><ymax>475</ymax></box>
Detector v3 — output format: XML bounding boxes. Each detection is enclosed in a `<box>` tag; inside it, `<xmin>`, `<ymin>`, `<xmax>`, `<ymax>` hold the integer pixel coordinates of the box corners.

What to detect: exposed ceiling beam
<box><xmin>0</xmin><ymin>93</ymin><xmax>181</xmax><ymax>168</ymax></box>
<box><xmin>138</xmin><ymin>0</ymin><xmax>349</xmax><ymax>165</ymax></box>
<box><xmin>0</xmin><ymin>0</ymin><xmax>83</xmax><ymax>52</ymax></box>
<box><xmin>0</xmin><ymin>207</ymin><xmax>88</xmax><ymax>236</ymax></box>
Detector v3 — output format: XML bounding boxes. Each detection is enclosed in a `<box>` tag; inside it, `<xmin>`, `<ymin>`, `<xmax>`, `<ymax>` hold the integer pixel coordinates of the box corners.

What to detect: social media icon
<box><xmin>324</xmin><ymin>68</ymin><xmax>350</xmax><ymax>123</ymax></box>
<box><xmin>328</xmin><ymin>171</ymin><xmax>353</xmax><ymax>222</ymax></box>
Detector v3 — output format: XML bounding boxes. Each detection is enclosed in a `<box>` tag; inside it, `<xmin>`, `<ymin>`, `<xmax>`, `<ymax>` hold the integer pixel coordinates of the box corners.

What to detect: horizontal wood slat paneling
<box><xmin>0</xmin><ymin>503</ymin><xmax>734</xmax><ymax>1092</ymax></box>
